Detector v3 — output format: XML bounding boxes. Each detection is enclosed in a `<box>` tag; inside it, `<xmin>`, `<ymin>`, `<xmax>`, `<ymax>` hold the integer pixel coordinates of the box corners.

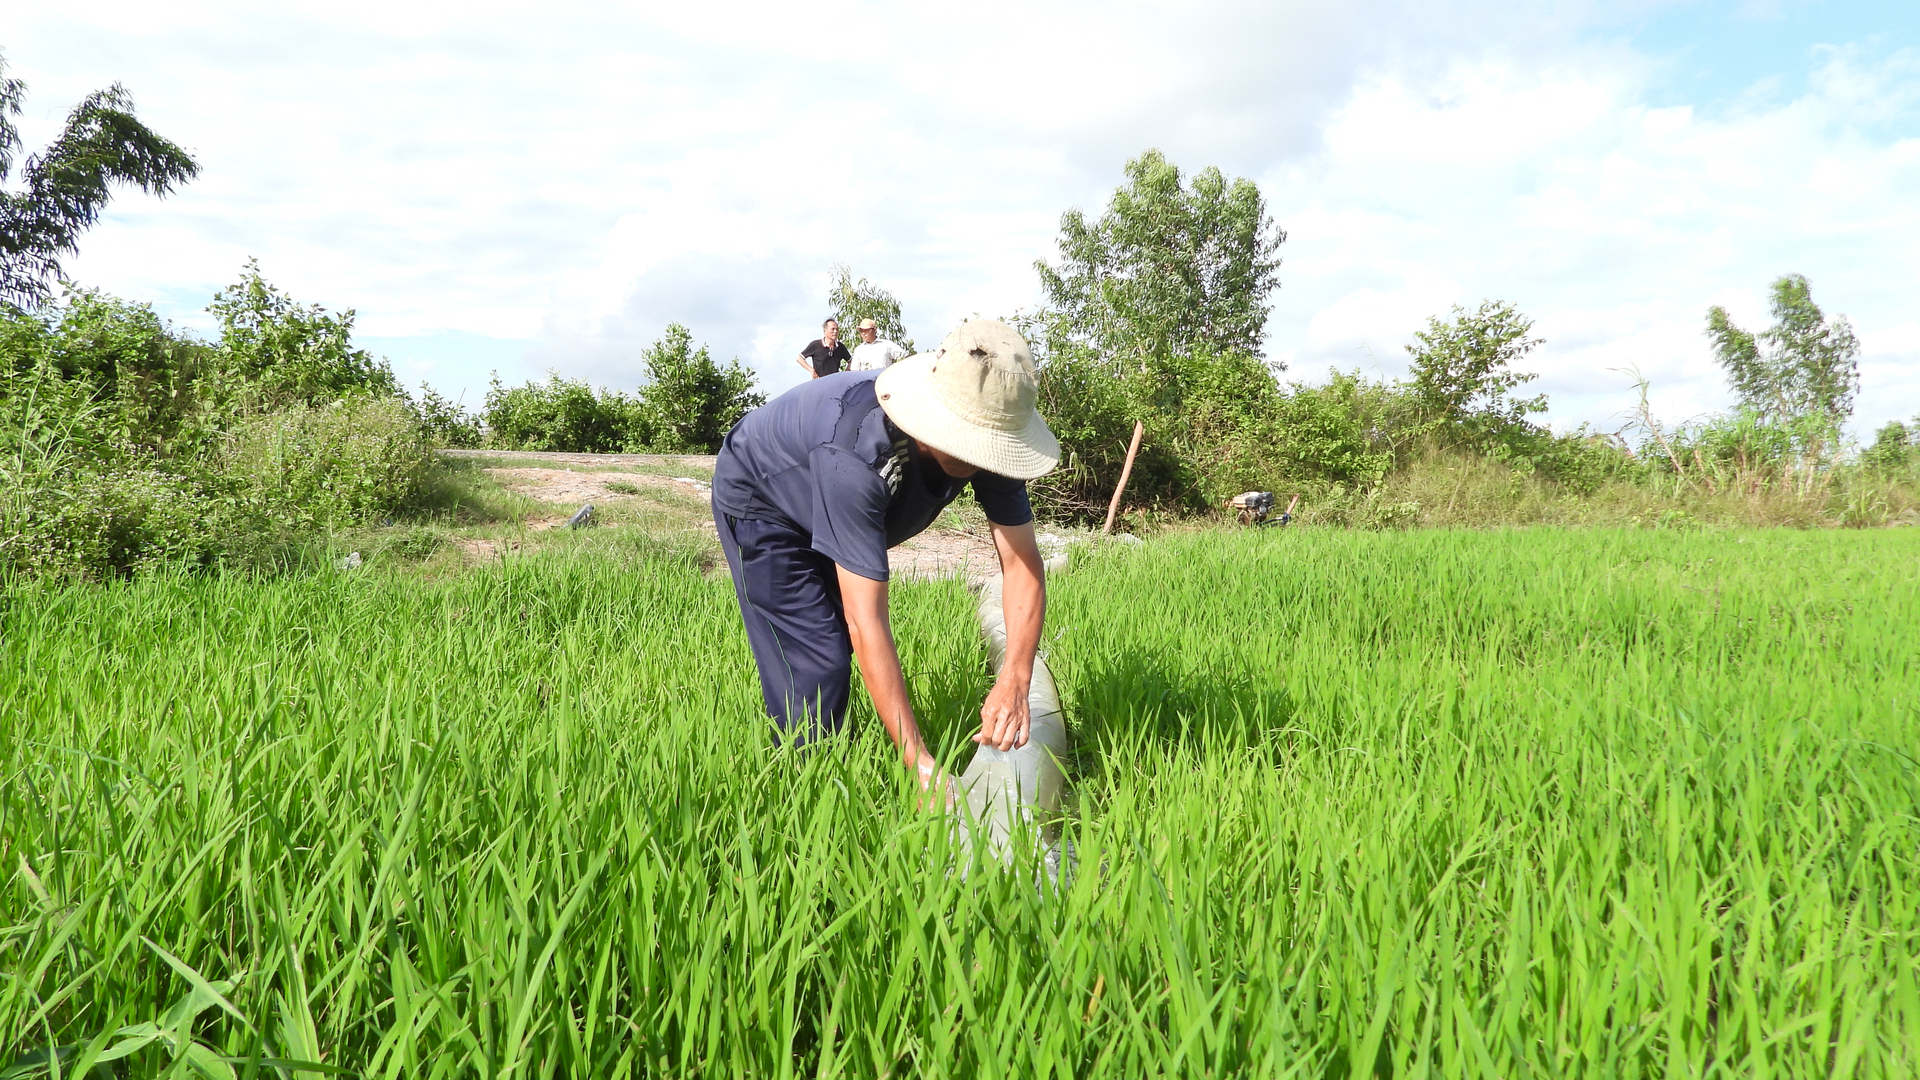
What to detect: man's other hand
<box><xmin>975</xmin><ymin>672</ymin><xmax>1032</xmax><ymax>751</ymax></box>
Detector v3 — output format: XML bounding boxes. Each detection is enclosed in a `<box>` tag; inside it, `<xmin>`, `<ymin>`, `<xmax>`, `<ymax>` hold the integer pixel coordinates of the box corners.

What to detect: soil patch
<box><xmin>484</xmin><ymin>467</ymin><xmax>710</xmax><ymax>506</ymax></box>
<box><xmin>467</xmin><ymin>462</ymin><xmax>1000</xmax><ymax>582</ymax></box>
<box><xmin>888</xmin><ymin>528</ymin><xmax>1000</xmax><ymax>584</ymax></box>
<box><xmin>443</xmin><ymin>449</ymin><xmax>717</xmax><ymax>470</ymax></box>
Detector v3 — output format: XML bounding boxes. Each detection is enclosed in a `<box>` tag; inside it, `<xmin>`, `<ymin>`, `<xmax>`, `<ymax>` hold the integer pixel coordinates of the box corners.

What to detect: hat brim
<box><xmin>874</xmin><ymin>353</ymin><xmax>1061</xmax><ymax>481</ymax></box>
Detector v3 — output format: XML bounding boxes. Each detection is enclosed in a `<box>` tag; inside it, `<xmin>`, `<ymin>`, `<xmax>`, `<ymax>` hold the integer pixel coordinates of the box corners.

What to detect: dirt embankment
<box><xmin>484</xmin><ymin>467</ymin><xmax>711</xmax><ymax>509</ymax></box>
<box><xmin>448</xmin><ymin>451</ymin><xmax>1004</xmax><ymax>582</ymax></box>
<box><xmin>440</xmin><ymin>449</ymin><xmax>718</xmax><ymax>470</ymax></box>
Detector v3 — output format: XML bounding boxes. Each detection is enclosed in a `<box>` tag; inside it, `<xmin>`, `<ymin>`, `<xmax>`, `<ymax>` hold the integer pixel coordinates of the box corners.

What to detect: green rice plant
<box><xmin>3</xmin><ymin>529</ymin><xmax>1916</xmax><ymax>1076</ymax></box>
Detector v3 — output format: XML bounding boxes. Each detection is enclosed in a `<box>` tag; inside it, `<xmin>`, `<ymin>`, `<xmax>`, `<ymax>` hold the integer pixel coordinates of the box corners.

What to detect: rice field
<box><xmin>4</xmin><ymin>527</ymin><xmax>1917</xmax><ymax>1078</ymax></box>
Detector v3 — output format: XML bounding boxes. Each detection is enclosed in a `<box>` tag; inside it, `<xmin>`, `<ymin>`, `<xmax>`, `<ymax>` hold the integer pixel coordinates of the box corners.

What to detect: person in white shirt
<box><xmin>848</xmin><ymin>318</ymin><xmax>909</xmax><ymax>371</ymax></box>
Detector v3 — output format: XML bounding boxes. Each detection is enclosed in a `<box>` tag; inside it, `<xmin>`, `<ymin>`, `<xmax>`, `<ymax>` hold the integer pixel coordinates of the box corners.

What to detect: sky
<box><xmin>4</xmin><ymin>0</ymin><xmax>1917</xmax><ymax>437</ymax></box>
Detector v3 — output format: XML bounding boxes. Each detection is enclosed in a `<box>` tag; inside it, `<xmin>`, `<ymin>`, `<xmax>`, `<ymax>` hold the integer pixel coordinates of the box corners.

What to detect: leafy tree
<box><xmin>638</xmin><ymin>323</ymin><xmax>765</xmax><ymax>452</ymax></box>
<box><xmin>1027</xmin><ymin>150</ymin><xmax>1285</xmax><ymax>515</ymax></box>
<box><xmin>1405</xmin><ymin>301</ymin><xmax>1546</xmax><ymax>448</ymax></box>
<box><xmin>1707</xmin><ymin>274</ymin><xmax>1860</xmax><ymax>431</ymax></box>
<box><xmin>826</xmin><ymin>264</ymin><xmax>914</xmax><ymax>352</ymax></box>
<box><xmin>1036</xmin><ymin>148</ymin><xmax>1284</xmax><ymax>375</ymax></box>
<box><xmin>0</xmin><ymin>51</ymin><xmax>199</xmax><ymax>310</ymax></box>
<box><xmin>207</xmin><ymin>260</ymin><xmax>403</xmax><ymax>409</ymax></box>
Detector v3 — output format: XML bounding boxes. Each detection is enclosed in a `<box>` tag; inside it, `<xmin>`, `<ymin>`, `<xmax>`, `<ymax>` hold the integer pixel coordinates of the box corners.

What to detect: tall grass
<box><xmin>4</xmin><ymin>529</ymin><xmax>1916</xmax><ymax>1076</ymax></box>
<box><xmin>1295</xmin><ymin>450</ymin><xmax>1920</xmax><ymax>530</ymax></box>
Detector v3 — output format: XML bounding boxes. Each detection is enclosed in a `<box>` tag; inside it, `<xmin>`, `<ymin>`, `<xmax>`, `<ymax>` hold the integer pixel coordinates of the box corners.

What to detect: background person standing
<box><xmin>794</xmin><ymin>318</ymin><xmax>851</xmax><ymax>379</ymax></box>
<box><xmin>848</xmin><ymin>317</ymin><xmax>909</xmax><ymax>371</ymax></box>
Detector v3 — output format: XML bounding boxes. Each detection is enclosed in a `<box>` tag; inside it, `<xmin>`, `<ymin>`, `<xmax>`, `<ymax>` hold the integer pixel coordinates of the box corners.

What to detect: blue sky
<box><xmin>1631</xmin><ymin>0</ymin><xmax>1918</xmax><ymax>107</ymax></box>
<box><xmin>6</xmin><ymin>0</ymin><xmax>1917</xmax><ymax>435</ymax></box>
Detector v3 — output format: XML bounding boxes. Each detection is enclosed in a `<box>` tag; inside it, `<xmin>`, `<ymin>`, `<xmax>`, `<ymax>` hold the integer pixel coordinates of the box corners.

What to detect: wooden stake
<box><xmin>1102</xmin><ymin>419</ymin><xmax>1145</xmax><ymax>535</ymax></box>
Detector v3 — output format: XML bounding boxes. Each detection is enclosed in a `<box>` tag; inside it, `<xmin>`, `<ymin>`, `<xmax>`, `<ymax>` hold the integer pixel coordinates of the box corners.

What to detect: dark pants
<box><xmin>714</xmin><ymin>506</ymin><xmax>852</xmax><ymax>746</ymax></box>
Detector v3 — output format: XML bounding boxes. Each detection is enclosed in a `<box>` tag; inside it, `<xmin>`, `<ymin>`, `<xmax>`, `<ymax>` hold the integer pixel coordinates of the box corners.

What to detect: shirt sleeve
<box><xmin>888</xmin><ymin>342</ymin><xmax>908</xmax><ymax>362</ymax></box>
<box><xmin>970</xmin><ymin>472</ymin><xmax>1033</xmax><ymax>527</ymax></box>
<box><xmin>808</xmin><ymin>445</ymin><xmax>893</xmax><ymax>581</ymax></box>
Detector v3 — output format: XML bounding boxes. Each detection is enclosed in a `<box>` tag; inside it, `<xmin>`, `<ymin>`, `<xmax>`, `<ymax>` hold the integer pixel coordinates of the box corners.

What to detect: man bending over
<box><xmin>710</xmin><ymin>320</ymin><xmax>1059</xmax><ymax>786</ymax></box>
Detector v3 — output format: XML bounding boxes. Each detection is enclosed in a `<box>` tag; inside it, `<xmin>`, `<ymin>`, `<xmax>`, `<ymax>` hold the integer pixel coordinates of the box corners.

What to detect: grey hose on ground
<box><xmin>952</xmin><ymin>553</ymin><xmax>1072</xmax><ymax>879</ymax></box>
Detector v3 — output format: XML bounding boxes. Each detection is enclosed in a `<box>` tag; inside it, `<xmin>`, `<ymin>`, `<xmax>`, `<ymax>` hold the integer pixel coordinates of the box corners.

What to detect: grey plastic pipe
<box><xmin>952</xmin><ymin>554</ymin><xmax>1072</xmax><ymax>878</ymax></box>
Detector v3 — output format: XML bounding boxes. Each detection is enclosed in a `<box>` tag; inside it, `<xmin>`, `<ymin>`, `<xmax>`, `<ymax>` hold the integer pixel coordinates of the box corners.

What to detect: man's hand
<box><xmin>977</xmin><ymin>520</ymin><xmax>1046</xmax><ymax>751</ymax></box>
<box><xmin>976</xmin><ymin>671</ymin><xmax>1031</xmax><ymax>751</ymax></box>
<box><xmin>837</xmin><ymin>565</ymin><xmax>937</xmax><ymax>783</ymax></box>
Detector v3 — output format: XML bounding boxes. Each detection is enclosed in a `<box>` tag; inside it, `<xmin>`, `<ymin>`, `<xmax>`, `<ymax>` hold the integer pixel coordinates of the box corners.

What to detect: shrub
<box><xmin>1032</xmin><ymin>351</ymin><xmax>1401</xmax><ymax>519</ymax></box>
<box><xmin>206</xmin><ymin>260</ymin><xmax>404</xmax><ymax>410</ymax></box>
<box><xmin>2</xmin><ymin>464</ymin><xmax>227</xmax><ymax>579</ymax></box>
<box><xmin>637</xmin><ymin>323</ymin><xmax>764</xmax><ymax>453</ymax></box>
<box><xmin>482</xmin><ymin>373</ymin><xmax>648</xmax><ymax>453</ymax></box>
<box><xmin>226</xmin><ymin>396</ymin><xmax>432</xmax><ymax>530</ymax></box>
<box><xmin>0</xmin><ymin>274</ymin><xmax>480</xmax><ymax>580</ymax></box>
<box><xmin>1262</xmin><ymin>374</ymin><xmax>1394</xmax><ymax>489</ymax></box>
<box><xmin>3</xmin><ymin>290</ymin><xmax>217</xmax><ymax>459</ymax></box>
<box><xmin>1509</xmin><ymin>428</ymin><xmax>1634</xmax><ymax>494</ymax></box>
<box><xmin>1404</xmin><ymin>300</ymin><xmax>1548</xmax><ymax>453</ymax></box>
<box><xmin>413</xmin><ymin>383</ymin><xmax>484</xmax><ymax>448</ymax></box>
<box><xmin>1029</xmin><ymin>338</ymin><xmax>1195</xmax><ymax>519</ymax></box>
<box><xmin>1861</xmin><ymin>420</ymin><xmax>1915</xmax><ymax>475</ymax></box>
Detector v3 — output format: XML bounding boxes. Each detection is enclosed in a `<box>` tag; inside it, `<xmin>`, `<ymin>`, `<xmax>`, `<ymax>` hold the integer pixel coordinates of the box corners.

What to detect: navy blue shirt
<box><xmin>712</xmin><ymin>371</ymin><xmax>1033</xmax><ymax>581</ymax></box>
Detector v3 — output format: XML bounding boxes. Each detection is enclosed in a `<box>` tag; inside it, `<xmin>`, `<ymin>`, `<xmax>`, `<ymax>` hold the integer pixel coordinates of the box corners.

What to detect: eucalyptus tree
<box><xmin>0</xmin><ymin>50</ymin><xmax>199</xmax><ymax>310</ymax></box>
<box><xmin>826</xmin><ymin>263</ymin><xmax>914</xmax><ymax>352</ymax></box>
<box><xmin>1706</xmin><ymin>274</ymin><xmax>1860</xmax><ymax>434</ymax></box>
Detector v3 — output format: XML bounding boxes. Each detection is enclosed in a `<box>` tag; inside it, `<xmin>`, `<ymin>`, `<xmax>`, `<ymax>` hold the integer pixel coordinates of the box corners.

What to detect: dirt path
<box><xmin>446</xmin><ymin>449</ymin><xmax>1004</xmax><ymax>582</ymax></box>
<box><xmin>440</xmin><ymin>448</ymin><xmax>717</xmax><ymax>470</ymax></box>
<box><xmin>484</xmin><ymin>467</ymin><xmax>711</xmax><ymax>506</ymax></box>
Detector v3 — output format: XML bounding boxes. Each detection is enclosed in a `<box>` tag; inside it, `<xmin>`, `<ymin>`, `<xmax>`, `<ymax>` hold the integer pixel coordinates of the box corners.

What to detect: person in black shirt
<box><xmin>794</xmin><ymin>317</ymin><xmax>852</xmax><ymax>379</ymax></box>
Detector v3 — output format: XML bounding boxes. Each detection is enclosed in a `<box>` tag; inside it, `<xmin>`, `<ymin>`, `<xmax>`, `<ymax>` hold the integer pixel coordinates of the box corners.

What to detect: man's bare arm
<box><xmin>837</xmin><ymin>566</ymin><xmax>937</xmax><ymax>783</ymax></box>
<box><xmin>976</xmin><ymin>520</ymin><xmax>1045</xmax><ymax>751</ymax></box>
<box><xmin>796</xmin><ymin>354</ymin><xmax>817</xmax><ymax>378</ymax></box>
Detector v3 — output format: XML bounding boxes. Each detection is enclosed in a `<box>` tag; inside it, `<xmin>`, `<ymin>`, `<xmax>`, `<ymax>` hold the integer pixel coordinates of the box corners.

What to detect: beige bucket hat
<box><xmin>874</xmin><ymin>319</ymin><xmax>1060</xmax><ymax>480</ymax></box>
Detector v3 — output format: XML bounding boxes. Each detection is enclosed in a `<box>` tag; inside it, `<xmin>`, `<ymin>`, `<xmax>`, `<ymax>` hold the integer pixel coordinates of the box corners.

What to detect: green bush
<box><xmin>480</xmin><ymin>325</ymin><xmax>765</xmax><ymax>455</ymax></box>
<box><xmin>1024</xmin><ymin>291</ymin><xmax>1654</xmax><ymax>524</ymax></box>
<box><xmin>1260</xmin><ymin>374</ymin><xmax>1394</xmax><ymax>489</ymax></box>
<box><xmin>638</xmin><ymin>323</ymin><xmax>764</xmax><ymax>452</ymax></box>
<box><xmin>226</xmin><ymin>396</ymin><xmax>432</xmax><ymax>530</ymax></box>
<box><xmin>205</xmin><ymin>260</ymin><xmax>404</xmax><ymax>410</ymax></box>
<box><xmin>1403</xmin><ymin>300</ymin><xmax>1547</xmax><ymax>452</ymax></box>
<box><xmin>412</xmin><ymin>383</ymin><xmax>484</xmax><ymax>448</ymax></box>
<box><xmin>1506</xmin><ymin>428</ymin><xmax>1634</xmax><ymax>494</ymax></box>
<box><xmin>1862</xmin><ymin>420</ymin><xmax>1916</xmax><ymax>475</ymax></box>
<box><xmin>482</xmin><ymin>373</ymin><xmax>648</xmax><ymax>453</ymax></box>
<box><xmin>1030</xmin><ymin>341</ymin><xmax>1190</xmax><ymax>519</ymax></box>
<box><xmin>4</xmin><ymin>292</ymin><xmax>218</xmax><ymax>458</ymax></box>
<box><xmin>1</xmin><ymin>464</ymin><xmax>227</xmax><ymax>579</ymax></box>
<box><xmin>0</xmin><ymin>273</ymin><xmax>460</xmax><ymax>580</ymax></box>
<box><xmin>1031</xmin><ymin>351</ymin><xmax>1399</xmax><ymax>519</ymax></box>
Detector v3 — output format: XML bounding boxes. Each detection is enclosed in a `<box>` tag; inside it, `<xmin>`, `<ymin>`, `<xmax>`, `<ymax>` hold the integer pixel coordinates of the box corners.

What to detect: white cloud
<box><xmin>4</xmin><ymin>1</ymin><xmax>1917</xmax><ymax>439</ymax></box>
<box><xmin>1271</xmin><ymin>44</ymin><xmax>1920</xmax><ymax>435</ymax></box>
